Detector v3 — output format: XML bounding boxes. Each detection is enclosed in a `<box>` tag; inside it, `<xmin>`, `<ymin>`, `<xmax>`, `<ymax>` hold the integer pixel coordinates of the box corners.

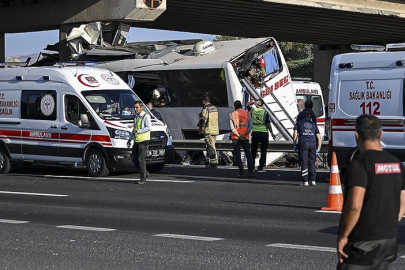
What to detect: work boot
<box><xmin>236</xmin><ymin>173</ymin><xmax>246</xmax><ymax>178</ymax></box>
<box><xmin>137</xmin><ymin>179</ymin><xmax>146</xmax><ymax>185</ymax></box>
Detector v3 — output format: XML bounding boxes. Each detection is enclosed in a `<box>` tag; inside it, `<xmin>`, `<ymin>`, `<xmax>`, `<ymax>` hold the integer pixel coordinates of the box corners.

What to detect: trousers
<box><xmin>299</xmin><ymin>140</ymin><xmax>316</xmax><ymax>181</ymax></box>
<box><xmin>337</xmin><ymin>237</ymin><xmax>398</xmax><ymax>270</ymax></box>
<box><xmin>204</xmin><ymin>135</ymin><xmax>218</xmax><ymax>165</ymax></box>
<box><xmin>232</xmin><ymin>139</ymin><xmax>254</xmax><ymax>174</ymax></box>
<box><xmin>132</xmin><ymin>141</ymin><xmax>149</xmax><ymax>180</ymax></box>
<box><xmin>251</xmin><ymin>135</ymin><xmax>269</xmax><ymax>170</ymax></box>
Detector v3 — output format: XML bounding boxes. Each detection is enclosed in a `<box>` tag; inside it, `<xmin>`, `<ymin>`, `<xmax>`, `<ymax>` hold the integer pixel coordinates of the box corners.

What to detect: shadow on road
<box><xmin>222</xmin><ymin>200</ymin><xmax>320</xmax><ymax>210</ymax></box>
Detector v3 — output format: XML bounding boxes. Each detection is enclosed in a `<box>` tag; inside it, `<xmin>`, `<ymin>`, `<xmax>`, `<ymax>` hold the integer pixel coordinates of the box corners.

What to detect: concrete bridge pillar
<box><xmin>314</xmin><ymin>44</ymin><xmax>351</xmax><ymax>104</ymax></box>
<box><xmin>0</xmin><ymin>33</ymin><xmax>5</xmax><ymax>62</ymax></box>
<box><xmin>59</xmin><ymin>25</ymin><xmax>71</xmax><ymax>62</ymax></box>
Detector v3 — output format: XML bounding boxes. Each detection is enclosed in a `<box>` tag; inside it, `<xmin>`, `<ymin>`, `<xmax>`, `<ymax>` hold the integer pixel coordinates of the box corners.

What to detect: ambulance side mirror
<box><xmin>79</xmin><ymin>113</ymin><xmax>91</xmax><ymax>128</ymax></box>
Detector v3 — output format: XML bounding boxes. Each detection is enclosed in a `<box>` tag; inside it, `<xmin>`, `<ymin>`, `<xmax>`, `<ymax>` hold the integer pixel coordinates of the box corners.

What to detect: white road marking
<box><xmin>44</xmin><ymin>175</ymin><xmax>193</xmax><ymax>183</ymax></box>
<box><xmin>315</xmin><ymin>210</ymin><xmax>341</xmax><ymax>214</ymax></box>
<box><xmin>401</xmin><ymin>255</ymin><xmax>405</xmax><ymax>259</ymax></box>
<box><xmin>154</xmin><ymin>234</ymin><xmax>223</xmax><ymax>241</ymax></box>
<box><xmin>0</xmin><ymin>219</ymin><xmax>29</xmax><ymax>224</ymax></box>
<box><xmin>0</xmin><ymin>191</ymin><xmax>68</xmax><ymax>197</ymax></box>
<box><xmin>267</xmin><ymin>243</ymin><xmax>335</xmax><ymax>252</ymax></box>
<box><xmin>57</xmin><ymin>225</ymin><xmax>116</xmax><ymax>232</ymax></box>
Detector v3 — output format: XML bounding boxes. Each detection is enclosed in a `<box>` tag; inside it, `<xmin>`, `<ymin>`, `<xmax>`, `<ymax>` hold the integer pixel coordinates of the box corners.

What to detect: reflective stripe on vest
<box><xmin>251</xmin><ymin>108</ymin><xmax>268</xmax><ymax>133</ymax></box>
<box><xmin>133</xmin><ymin>111</ymin><xmax>151</xmax><ymax>142</ymax></box>
<box><xmin>230</xmin><ymin>109</ymin><xmax>250</xmax><ymax>139</ymax></box>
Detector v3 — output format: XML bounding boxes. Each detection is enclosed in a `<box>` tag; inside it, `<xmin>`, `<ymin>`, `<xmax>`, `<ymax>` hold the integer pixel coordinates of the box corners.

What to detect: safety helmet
<box><xmin>258</xmin><ymin>58</ymin><xmax>265</xmax><ymax>67</ymax></box>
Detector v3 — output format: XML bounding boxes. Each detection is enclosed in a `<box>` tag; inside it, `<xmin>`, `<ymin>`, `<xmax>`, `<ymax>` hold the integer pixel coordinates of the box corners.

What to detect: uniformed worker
<box><xmin>248</xmin><ymin>58</ymin><xmax>267</xmax><ymax>85</ymax></box>
<box><xmin>127</xmin><ymin>101</ymin><xmax>151</xmax><ymax>184</ymax></box>
<box><xmin>293</xmin><ymin>111</ymin><xmax>321</xmax><ymax>186</ymax></box>
<box><xmin>246</xmin><ymin>99</ymin><xmax>276</xmax><ymax>173</ymax></box>
<box><xmin>197</xmin><ymin>95</ymin><xmax>219</xmax><ymax>169</ymax></box>
<box><xmin>229</xmin><ymin>100</ymin><xmax>254</xmax><ymax>178</ymax></box>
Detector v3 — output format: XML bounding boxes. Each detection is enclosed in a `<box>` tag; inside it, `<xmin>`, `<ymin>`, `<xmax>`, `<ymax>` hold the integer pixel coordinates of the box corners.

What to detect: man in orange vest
<box><xmin>229</xmin><ymin>100</ymin><xmax>254</xmax><ymax>178</ymax></box>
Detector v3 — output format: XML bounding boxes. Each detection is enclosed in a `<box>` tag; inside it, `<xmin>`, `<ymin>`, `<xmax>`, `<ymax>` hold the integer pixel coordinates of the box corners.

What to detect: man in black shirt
<box><xmin>296</xmin><ymin>100</ymin><xmax>317</xmax><ymax>124</ymax></box>
<box><xmin>337</xmin><ymin>115</ymin><xmax>405</xmax><ymax>269</ymax></box>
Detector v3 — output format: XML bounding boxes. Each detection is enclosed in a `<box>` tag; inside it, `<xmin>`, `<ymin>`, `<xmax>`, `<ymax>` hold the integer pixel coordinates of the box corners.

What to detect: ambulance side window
<box><xmin>65</xmin><ymin>95</ymin><xmax>98</xmax><ymax>130</ymax></box>
<box><xmin>21</xmin><ymin>90</ymin><xmax>57</xmax><ymax>120</ymax></box>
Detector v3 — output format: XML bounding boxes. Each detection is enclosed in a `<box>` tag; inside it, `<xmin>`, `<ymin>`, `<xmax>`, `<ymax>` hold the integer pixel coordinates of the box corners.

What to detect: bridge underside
<box><xmin>0</xmin><ymin>0</ymin><xmax>405</xmax><ymax>45</ymax></box>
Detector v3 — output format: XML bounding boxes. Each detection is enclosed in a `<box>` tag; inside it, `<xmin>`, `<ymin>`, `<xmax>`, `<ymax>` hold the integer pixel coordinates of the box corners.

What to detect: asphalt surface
<box><xmin>0</xmin><ymin>165</ymin><xmax>404</xmax><ymax>269</ymax></box>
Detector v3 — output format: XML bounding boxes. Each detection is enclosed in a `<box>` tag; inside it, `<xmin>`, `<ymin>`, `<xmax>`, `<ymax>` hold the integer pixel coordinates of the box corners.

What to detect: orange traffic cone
<box><xmin>321</xmin><ymin>152</ymin><xmax>344</xmax><ymax>211</ymax></box>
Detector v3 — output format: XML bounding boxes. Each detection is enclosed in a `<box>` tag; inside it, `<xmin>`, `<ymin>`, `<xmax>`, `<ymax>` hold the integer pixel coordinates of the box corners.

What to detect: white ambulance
<box><xmin>0</xmin><ymin>65</ymin><xmax>174</xmax><ymax>176</ymax></box>
<box><xmin>327</xmin><ymin>43</ymin><xmax>405</xmax><ymax>173</ymax></box>
<box><xmin>292</xmin><ymin>80</ymin><xmax>326</xmax><ymax>139</ymax></box>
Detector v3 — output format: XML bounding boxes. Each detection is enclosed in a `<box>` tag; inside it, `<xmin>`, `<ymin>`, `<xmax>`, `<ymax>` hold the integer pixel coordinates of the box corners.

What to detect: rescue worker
<box><xmin>127</xmin><ymin>101</ymin><xmax>151</xmax><ymax>184</ymax></box>
<box><xmin>247</xmin><ymin>99</ymin><xmax>276</xmax><ymax>173</ymax></box>
<box><xmin>293</xmin><ymin>111</ymin><xmax>321</xmax><ymax>186</ymax></box>
<box><xmin>296</xmin><ymin>99</ymin><xmax>317</xmax><ymax>124</ymax></box>
<box><xmin>229</xmin><ymin>100</ymin><xmax>254</xmax><ymax>178</ymax></box>
<box><xmin>146</xmin><ymin>102</ymin><xmax>163</xmax><ymax>122</ymax></box>
<box><xmin>197</xmin><ymin>95</ymin><xmax>219</xmax><ymax>168</ymax></box>
<box><xmin>248</xmin><ymin>58</ymin><xmax>267</xmax><ymax>85</ymax></box>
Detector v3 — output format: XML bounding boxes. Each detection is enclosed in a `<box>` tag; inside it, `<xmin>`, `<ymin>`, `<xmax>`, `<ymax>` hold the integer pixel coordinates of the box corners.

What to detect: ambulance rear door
<box><xmin>336</xmin><ymin>68</ymin><xmax>405</xmax><ymax>151</ymax></box>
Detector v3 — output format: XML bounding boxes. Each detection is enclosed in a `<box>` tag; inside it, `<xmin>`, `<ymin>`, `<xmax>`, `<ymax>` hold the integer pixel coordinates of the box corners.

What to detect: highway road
<box><xmin>0</xmin><ymin>165</ymin><xmax>404</xmax><ymax>269</ymax></box>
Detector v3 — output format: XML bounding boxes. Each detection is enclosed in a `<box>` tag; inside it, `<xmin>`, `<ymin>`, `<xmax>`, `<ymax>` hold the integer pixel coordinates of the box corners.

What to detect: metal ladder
<box><xmin>240</xmin><ymin>77</ymin><xmax>326</xmax><ymax>167</ymax></box>
<box><xmin>241</xmin><ymin>78</ymin><xmax>294</xmax><ymax>141</ymax></box>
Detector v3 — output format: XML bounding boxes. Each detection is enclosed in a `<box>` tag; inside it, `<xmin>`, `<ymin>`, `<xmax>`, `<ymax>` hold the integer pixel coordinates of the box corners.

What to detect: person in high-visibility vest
<box><xmin>197</xmin><ymin>95</ymin><xmax>219</xmax><ymax>168</ymax></box>
<box><xmin>229</xmin><ymin>100</ymin><xmax>254</xmax><ymax>178</ymax></box>
<box><xmin>127</xmin><ymin>101</ymin><xmax>151</xmax><ymax>184</ymax></box>
<box><xmin>247</xmin><ymin>99</ymin><xmax>276</xmax><ymax>173</ymax></box>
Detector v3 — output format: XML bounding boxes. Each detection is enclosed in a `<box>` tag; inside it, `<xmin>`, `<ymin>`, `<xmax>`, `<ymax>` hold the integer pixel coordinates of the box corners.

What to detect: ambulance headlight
<box><xmin>107</xmin><ymin>127</ymin><xmax>131</xmax><ymax>140</ymax></box>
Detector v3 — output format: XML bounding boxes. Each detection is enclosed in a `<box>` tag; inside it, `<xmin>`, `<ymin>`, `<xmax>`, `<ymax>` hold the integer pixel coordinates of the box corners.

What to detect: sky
<box><xmin>5</xmin><ymin>27</ymin><xmax>216</xmax><ymax>57</ymax></box>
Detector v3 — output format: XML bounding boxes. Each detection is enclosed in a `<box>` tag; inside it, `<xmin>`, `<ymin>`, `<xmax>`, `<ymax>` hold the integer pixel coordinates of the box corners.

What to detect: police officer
<box><xmin>247</xmin><ymin>99</ymin><xmax>276</xmax><ymax>173</ymax></box>
<box><xmin>127</xmin><ymin>101</ymin><xmax>151</xmax><ymax>184</ymax></box>
<box><xmin>229</xmin><ymin>100</ymin><xmax>254</xmax><ymax>178</ymax></box>
<box><xmin>197</xmin><ymin>95</ymin><xmax>219</xmax><ymax>168</ymax></box>
<box><xmin>293</xmin><ymin>111</ymin><xmax>321</xmax><ymax>186</ymax></box>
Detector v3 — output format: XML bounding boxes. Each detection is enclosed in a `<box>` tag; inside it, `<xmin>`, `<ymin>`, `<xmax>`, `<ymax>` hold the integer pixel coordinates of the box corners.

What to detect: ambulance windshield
<box><xmin>82</xmin><ymin>89</ymin><xmax>144</xmax><ymax>120</ymax></box>
<box><xmin>296</xmin><ymin>95</ymin><xmax>324</xmax><ymax>118</ymax></box>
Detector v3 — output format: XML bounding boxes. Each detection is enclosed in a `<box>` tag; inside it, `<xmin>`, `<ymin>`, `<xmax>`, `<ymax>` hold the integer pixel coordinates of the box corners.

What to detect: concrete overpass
<box><xmin>1</xmin><ymin>0</ymin><xmax>405</xmax><ymax>101</ymax></box>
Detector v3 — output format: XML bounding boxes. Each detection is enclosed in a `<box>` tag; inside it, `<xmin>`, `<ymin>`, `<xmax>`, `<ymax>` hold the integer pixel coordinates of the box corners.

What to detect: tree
<box><xmin>279</xmin><ymin>42</ymin><xmax>313</xmax><ymax>61</ymax></box>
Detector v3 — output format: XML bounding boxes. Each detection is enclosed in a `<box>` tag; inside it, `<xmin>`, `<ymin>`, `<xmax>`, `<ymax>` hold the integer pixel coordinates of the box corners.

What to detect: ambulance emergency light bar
<box><xmin>350</xmin><ymin>44</ymin><xmax>385</xmax><ymax>52</ymax></box>
<box><xmin>386</xmin><ymin>43</ymin><xmax>405</xmax><ymax>51</ymax></box>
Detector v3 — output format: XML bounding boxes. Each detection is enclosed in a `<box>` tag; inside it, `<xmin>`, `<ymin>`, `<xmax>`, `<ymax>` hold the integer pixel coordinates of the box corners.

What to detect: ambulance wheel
<box><xmin>0</xmin><ymin>147</ymin><xmax>11</xmax><ymax>174</ymax></box>
<box><xmin>86</xmin><ymin>148</ymin><xmax>109</xmax><ymax>177</ymax></box>
<box><xmin>147</xmin><ymin>163</ymin><xmax>165</xmax><ymax>173</ymax></box>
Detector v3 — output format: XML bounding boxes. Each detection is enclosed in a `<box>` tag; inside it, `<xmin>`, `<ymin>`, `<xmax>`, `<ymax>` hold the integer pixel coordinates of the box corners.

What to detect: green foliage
<box><xmin>213</xmin><ymin>36</ymin><xmax>242</xmax><ymax>42</ymax></box>
<box><xmin>287</xmin><ymin>58</ymin><xmax>314</xmax><ymax>79</ymax></box>
<box><xmin>279</xmin><ymin>42</ymin><xmax>313</xmax><ymax>61</ymax></box>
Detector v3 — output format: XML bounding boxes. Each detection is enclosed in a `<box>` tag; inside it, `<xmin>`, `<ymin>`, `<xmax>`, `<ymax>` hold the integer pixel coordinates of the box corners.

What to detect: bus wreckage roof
<box><xmin>100</xmin><ymin>37</ymin><xmax>271</xmax><ymax>72</ymax></box>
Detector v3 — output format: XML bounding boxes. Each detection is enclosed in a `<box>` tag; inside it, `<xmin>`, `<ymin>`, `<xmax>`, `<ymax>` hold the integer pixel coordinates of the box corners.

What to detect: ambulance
<box><xmin>292</xmin><ymin>80</ymin><xmax>326</xmax><ymax>139</ymax></box>
<box><xmin>0</xmin><ymin>65</ymin><xmax>174</xmax><ymax>176</ymax></box>
<box><xmin>327</xmin><ymin>43</ymin><xmax>405</xmax><ymax>174</ymax></box>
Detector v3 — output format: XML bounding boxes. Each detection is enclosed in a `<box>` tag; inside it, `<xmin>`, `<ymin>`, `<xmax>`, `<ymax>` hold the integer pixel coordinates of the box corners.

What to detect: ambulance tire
<box><xmin>86</xmin><ymin>148</ymin><xmax>110</xmax><ymax>177</ymax></box>
<box><xmin>0</xmin><ymin>147</ymin><xmax>11</xmax><ymax>174</ymax></box>
<box><xmin>147</xmin><ymin>163</ymin><xmax>165</xmax><ymax>173</ymax></box>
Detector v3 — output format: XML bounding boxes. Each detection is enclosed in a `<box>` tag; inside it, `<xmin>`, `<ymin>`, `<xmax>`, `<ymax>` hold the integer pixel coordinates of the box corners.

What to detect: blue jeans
<box><xmin>298</xmin><ymin>141</ymin><xmax>316</xmax><ymax>181</ymax></box>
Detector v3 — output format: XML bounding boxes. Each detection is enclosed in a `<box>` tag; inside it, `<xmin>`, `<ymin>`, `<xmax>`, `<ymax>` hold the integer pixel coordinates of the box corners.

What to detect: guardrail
<box><xmin>172</xmin><ymin>140</ymin><xmax>329</xmax><ymax>153</ymax></box>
